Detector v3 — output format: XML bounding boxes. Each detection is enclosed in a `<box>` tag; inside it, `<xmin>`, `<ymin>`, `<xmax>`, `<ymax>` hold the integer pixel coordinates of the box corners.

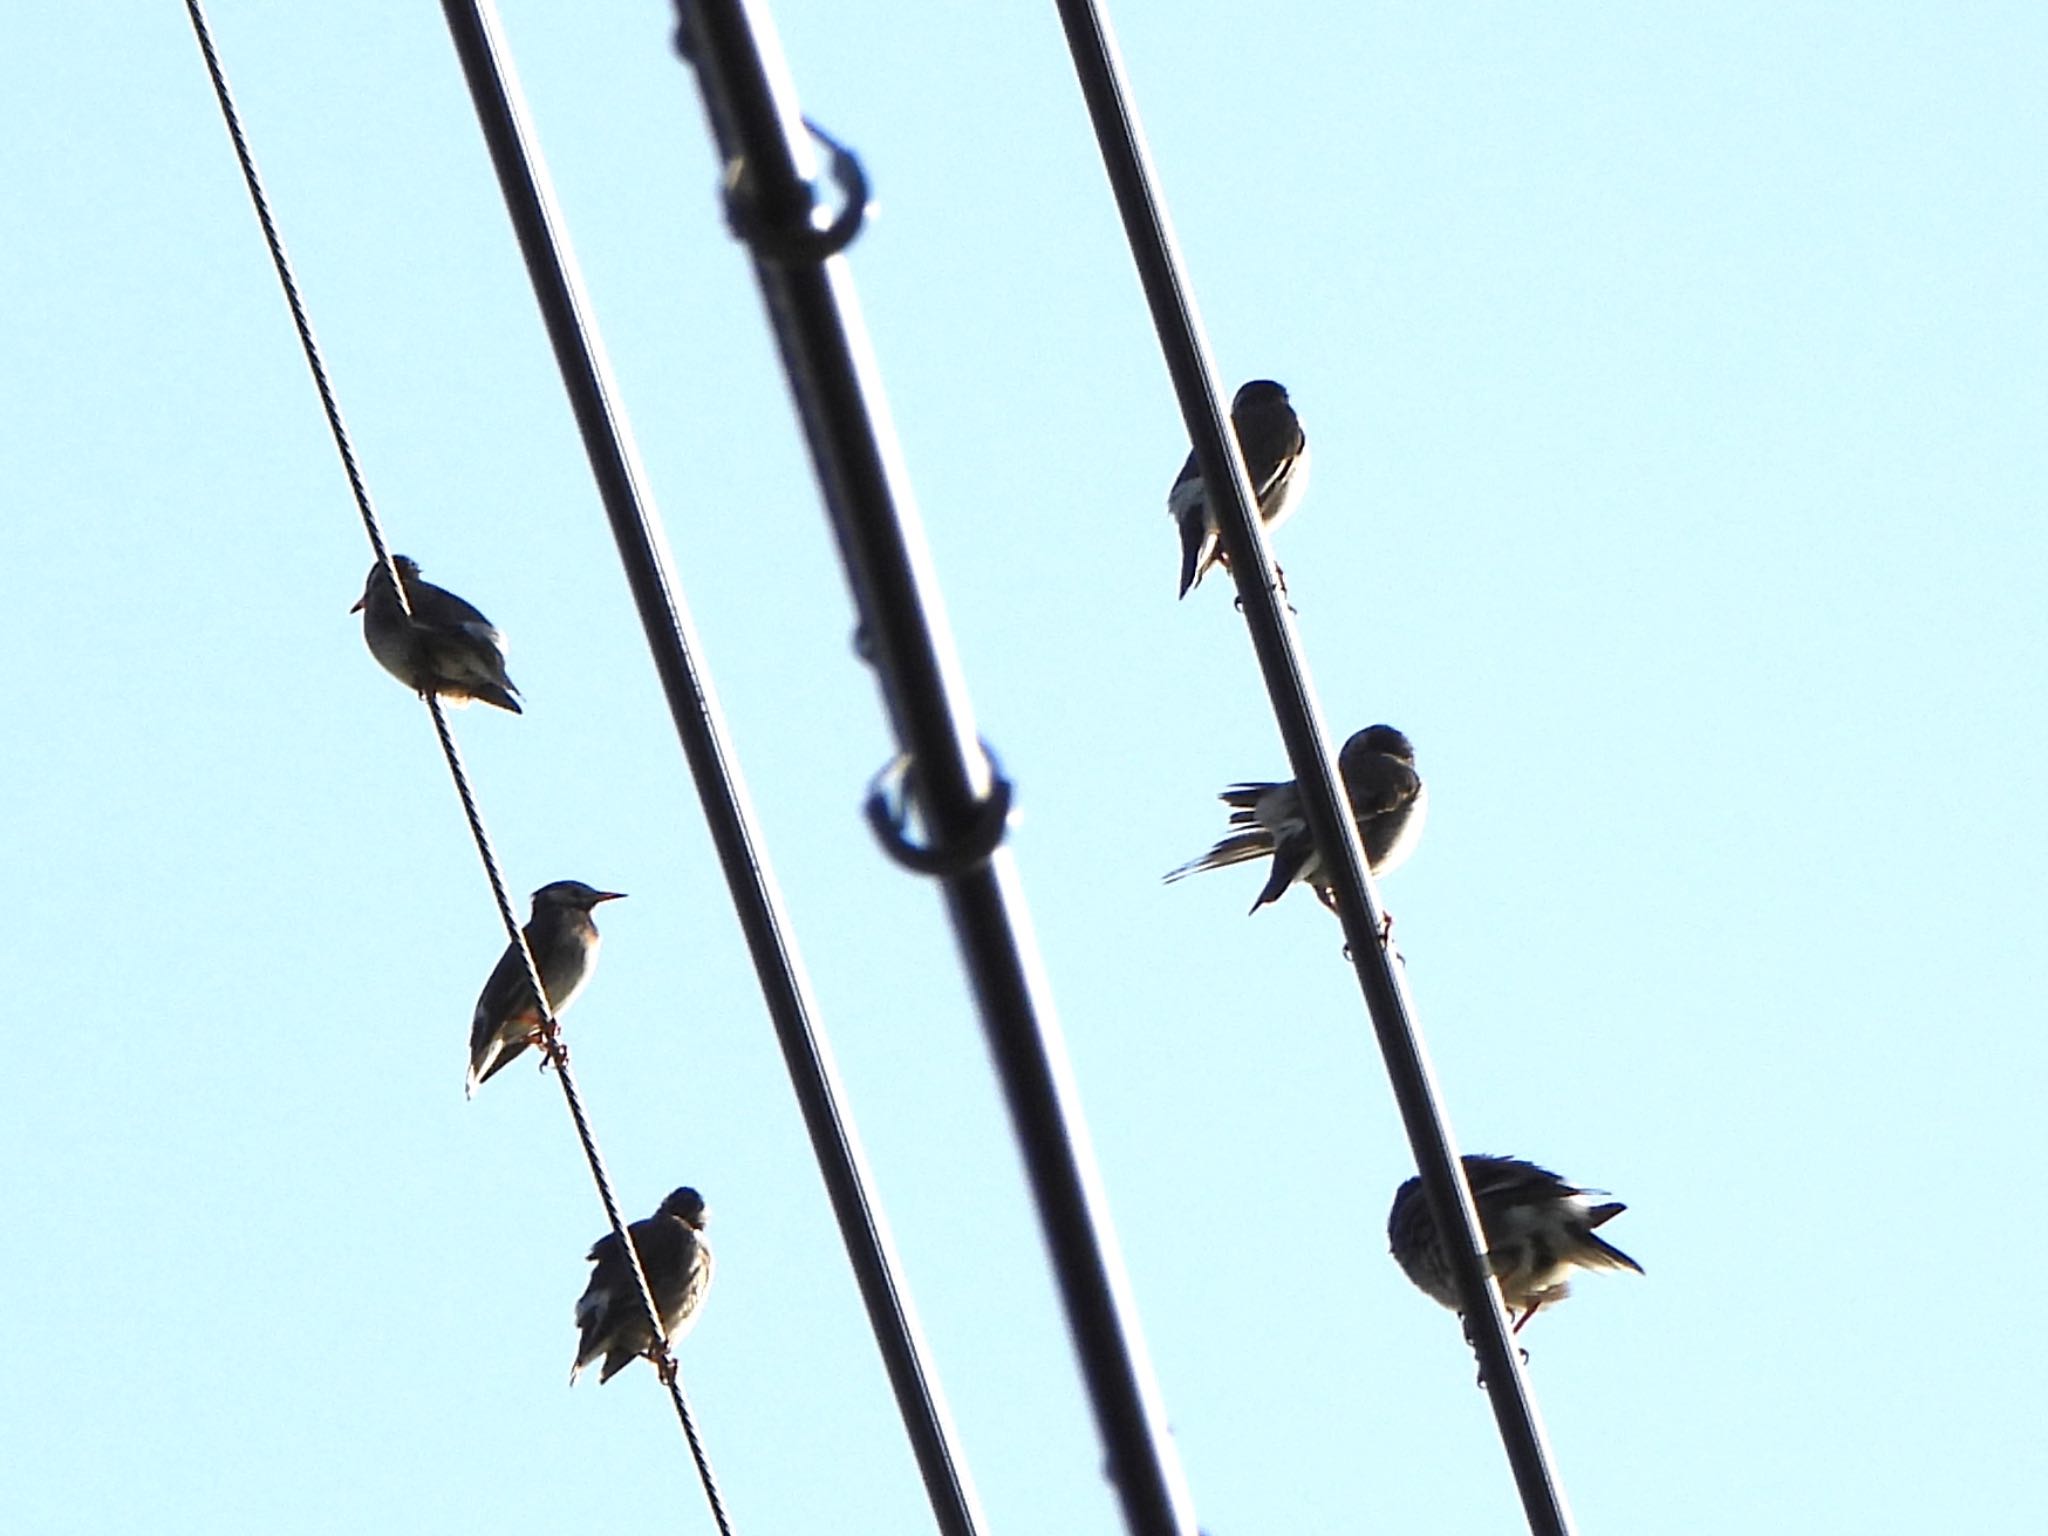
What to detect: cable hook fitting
<box><xmin>864</xmin><ymin>740</ymin><xmax>1014</xmax><ymax>876</ymax></box>
<box><xmin>721</xmin><ymin>117</ymin><xmax>869</xmax><ymax>263</ymax></box>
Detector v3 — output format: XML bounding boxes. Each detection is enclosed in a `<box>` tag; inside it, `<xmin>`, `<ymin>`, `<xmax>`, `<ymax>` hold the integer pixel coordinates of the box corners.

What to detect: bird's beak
<box><xmin>592</xmin><ymin>891</ymin><xmax>626</xmax><ymax>904</ymax></box>
<box><xmin>349</xmin><ymin>596</ymin><xmax>366</xmax><ymax>613</ymax></box>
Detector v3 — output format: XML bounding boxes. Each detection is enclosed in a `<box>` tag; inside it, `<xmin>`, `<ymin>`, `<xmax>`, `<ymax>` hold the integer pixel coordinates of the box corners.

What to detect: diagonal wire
<box><xmin>1047</xmin><ymin>2</ymin><xmax>1574</xmax><ymax>1532</ymax></box>
<box><xmin>181</xmin><ymin>6</ymin><xmax>731</xmax><ymax>1527</ymax></box>
<box><xmin>433</xmin><ymin>5</ymin><xmax>988</xmax><ymax>1536</ymax></box>
<box><xmin>675</xmin><ymin>5</ymin><xmax>1201</xmax><ymax>1536</ymax></box>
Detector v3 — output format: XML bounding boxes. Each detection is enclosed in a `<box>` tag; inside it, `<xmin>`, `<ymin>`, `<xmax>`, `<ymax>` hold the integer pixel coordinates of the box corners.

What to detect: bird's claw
<box><xmin>1319</xmin><ymin>888</ymin><xmax>1396</xmax><ymax>950</ymax></box>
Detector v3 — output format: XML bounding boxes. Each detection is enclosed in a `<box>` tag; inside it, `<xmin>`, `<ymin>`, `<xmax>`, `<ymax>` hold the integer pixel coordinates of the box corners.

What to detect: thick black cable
<box><xmin>674</xmin><ymin>6</ymin><xmax>1203</xmax><ymax>1536</ymax></box>
<box><xmin>1047</xmin><ymin>4</ymin><xmax>1575</xmax><ymax>1532</ymax></box>
<box><xmin>180</xmin><ymin>2</ymin><xmax>720</xmax><ymax>1517</ymax></box>
<box><xmin>434</xmin><ymin>6</ymin><xmax>988</xmax><ymax>1536</ymax></box>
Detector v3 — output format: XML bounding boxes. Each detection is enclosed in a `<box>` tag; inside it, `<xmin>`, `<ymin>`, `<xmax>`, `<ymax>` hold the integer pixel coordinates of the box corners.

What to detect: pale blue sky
<box><xmin>5</xmin><ymin>4</ymin><xmax>2044</xmax><ymax>1533</ymax></box>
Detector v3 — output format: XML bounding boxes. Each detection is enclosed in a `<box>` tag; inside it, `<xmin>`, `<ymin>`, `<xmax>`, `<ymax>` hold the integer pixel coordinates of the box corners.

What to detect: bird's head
<box><xmin>531</xmin><ymin>880</ymin><xmax>627</xmax><ymax>912</ymax></box>
<box><xmin>1346</xmin><ymin>724</ymin><xmax>1415</xmax><ymax>762</ymax></box>
<box><xmin>657</xmin><ymin>1187</ymin><xmax>709</xmax><ymax>1229</ymax></box>
<box><xmin>350</xmin><ymin>555</ymin><xmax>419</xmax><ymax>613</ymax></box>
<box><xmin>1232</xmin><ymin>379</ymin><xmax>1291</xmax><ymax>413</ymax></box>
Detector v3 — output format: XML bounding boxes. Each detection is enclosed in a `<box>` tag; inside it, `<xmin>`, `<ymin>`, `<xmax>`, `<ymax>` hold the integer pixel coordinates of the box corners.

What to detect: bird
<box><xmin>1166</xmin><ymin>378</ymin><xmax>1309</xmax><ymax>599</ymax></box>
<box><xmin>351</xmin><ymin>555</ymin><xmax>522</xmax><ymax>713</ymax></box>
<box><xmin>1163</xmin><ymin>724</ymin><xmax>1426</xmax><ymax>913</ymax></box>
<box><xmin>1387</xmin><ymin>1155</ymin><xmax>1643</xmax><ymax>1333</ymax></box>
<box><xmin>571</xmin><ymin>1186</ymin><xmax>714</xmax><ymax>1385</ymax></box>
<box><xmin>466</xmin><ymin>880</ymin><xmax>625</xmax><ymax>1098</ymax></box>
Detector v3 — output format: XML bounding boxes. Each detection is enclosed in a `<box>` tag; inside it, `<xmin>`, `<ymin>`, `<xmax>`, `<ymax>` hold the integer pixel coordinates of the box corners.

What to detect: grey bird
<box><xmin>351</xmin><ymin>555</ymin><xmax>522</xmax><ymax>713</ymax></box>
<box><xmin>1388</xmin><ymin>1155</ymin><xmax>1643</xmax><ymax>1333</ymax></box>
<box><xmin>571</xmin><ymin>1187</ymin><xmax>714</xmax><ymax>1385</ymax></box>
<box><xmin>466</xmin><ymin>880</ymin><xmax>625</xmax><ymax>1098</ymax></box>
<box><xmin>1166</xmin><ymin>379</ymin><xmax>1309</xmax><ymax>599</ymax></box>
<box><xmin>1163</xmin><ymin>724</ymin><xmax>1426</xmax><ymax>913</ymax></box>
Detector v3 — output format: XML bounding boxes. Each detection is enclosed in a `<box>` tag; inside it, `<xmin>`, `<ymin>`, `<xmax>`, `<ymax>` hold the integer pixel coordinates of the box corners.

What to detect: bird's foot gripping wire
<box><xmin>1231</xmin><ymin>564</ymin><xmax>1297</xmax><ymax>616</ymax></box>
<box><xmin>653</xmin><ymin>1349</ymin><xmax>680</xmax><ymax>1389</ymax></box>
<box><xmin>1472</xmin><ymin>1349</ymin><xmax>1533</xmax><ymax>1389</ymax></box>
<box><xmin>535</xmin><ymin>1026</ymin><xmax>570</xmax><ymax>1077</ymax></box>
<box><xmin>1321</xmin><ymin>887</ymin><xmax>1396</xmax><ymax>948</ymax></box>
<box><xmin>1463</xmin><ymin>1316</ymin><xmax>1531</xmax><ymax>1388</ymax></box>
<box><xmin>863</xmin><ymin>740</ymin><xmax>1014</xmax><ymax>877</ymax></box>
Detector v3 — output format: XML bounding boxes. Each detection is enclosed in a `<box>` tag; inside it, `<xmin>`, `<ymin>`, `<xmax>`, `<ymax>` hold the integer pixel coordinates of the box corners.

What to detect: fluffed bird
<box><xmin>352</xmin><ymin>555</ymin><xmax>522</xmax><ymax>713</ymax></box>
<box><xmin>1163</xmin><ymin>724</ymin><xmax>1426</xmax><ymax>913</ymax></box>
<box><xmin>1166</xmin><ymin>379</ymin><xmax>1309</xmax><ymax>599</ymax></box>
<box><xmin>1387</xmin><ymin>1155</ymin><xmax>1643</xmax><ymax>1333</ymax></box>
<box><xmin>466</xmin><ymin>880</ymin><xmax>624</xmax><ymax>1098</ymax></box>
<box><xmin>571</xmin><ymin>1187</ymin><xmax>714</xmax><ymax>1385</ymax></box>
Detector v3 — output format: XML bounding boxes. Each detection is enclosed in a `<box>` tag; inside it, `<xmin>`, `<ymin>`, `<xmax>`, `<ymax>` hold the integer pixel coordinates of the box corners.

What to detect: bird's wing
<box><xmin>1248</xmin><ymin>422</ymin><xmax>1307</xmax><ymax>504</ymax></box>
<box><xmin>446</xmin><ymin>616</ymin><xmax>508</xmax><ymax>656</ymax></box>
<box><xmin>1341</xmin><ymin>754</ymin><xmax>1423</xmax><ymax>820</ymax></box>
<box><xmin>468</xmin><ymin>944</ymin><xmax>533</xmax><ymax>1059</ymax></box>
<box><xmin>1251</xmin><ymin>829</ymin><xmax>1318</xmax><ymax>910</ymax></box>
<box><xmin>1465</xmin><ymin>1156</ymin><xmax>1571</xmax><ymax>1205</ymax></box>
<box><xmin>676</xmin><ymin>1235</ymin><xmax>715</xmax><ymax>1329</ymax></box>
<box><xmin>1166</xmin><ymin>449</ymin><xmax>1203</xmax><ymax>519</ymax></box>
<box><xmin>414</xmin><ymin>579</ymin><xmax>496</xmax><ymax>632</ymax></box>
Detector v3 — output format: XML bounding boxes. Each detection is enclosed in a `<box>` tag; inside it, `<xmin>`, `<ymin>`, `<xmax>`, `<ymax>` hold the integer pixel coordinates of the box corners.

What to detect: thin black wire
<box><xmin>180</xmin><ymin>0</ymin><xmax>392</xmax><ymax>582</ymax></box>
<box><xmin>181</xmin><ymin>6</ymin><xmax>728</xmax><ymax>1525</ymax></box>
<box><xmin>434</xmin><ymin>6</ymin><xmax>987</xmax><ymax>1536</ymax></box>
<box><xmin>675</xmin><ymin>6</ymin><xmax>1202</xmax><ymax>1536</ymax></box>
<box><xmin>1047</xmin><ymin>3</ymin><xmax>1574</xmax><ymax>1532</ymax></box>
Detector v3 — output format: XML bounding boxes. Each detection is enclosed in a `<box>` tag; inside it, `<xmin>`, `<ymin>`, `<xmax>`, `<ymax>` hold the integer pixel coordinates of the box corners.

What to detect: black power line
<box><xmin>674</xmin><ymin>5</ymin><xmax>1205</xmax><ymax>1536</ymax></box>
<box><xmin>1048</xmin><ymin>3</ymin><xmax>1576</xmax><ymax>1532</ymax></box>
<box><xmin>434</xmin><ymin>6</ymin><xmax>989</xmax><ymax>1536</ymax></box>
<box><xmin>181</xmin><ymin>4</ymin><xmax>731</xmax><ymax>1529</ymax></box>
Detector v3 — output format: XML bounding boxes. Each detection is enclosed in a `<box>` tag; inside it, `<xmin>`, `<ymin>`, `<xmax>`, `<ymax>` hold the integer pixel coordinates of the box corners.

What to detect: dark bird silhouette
<box><xmin>1164</xmin><ymin>725</ymin><xmax>1425</xmax><ymax>912</ymax></box>
<box><xmin>1388</xmin><ymin>1154</ymin><xmax>1643</xmax><ymax>1333</ymax></box>
<box><xmin>466</xmin><ymin>880</ymin><xmax>624</xmax><ymax>1098</ymax></box>
<box><xmin>1166</xmin><ymin>379</ymin><xmax>1308</xmax><ymax>599</ymax></box>
<box><xmin>352</xmin><ymin>555</ymin><xmax>521</xmax><ymax>713</ymax></box>
<box><xmin>571</xmin><ymin>1187</ymin><xmax>714</xmax><ymax>1385</ymax></box>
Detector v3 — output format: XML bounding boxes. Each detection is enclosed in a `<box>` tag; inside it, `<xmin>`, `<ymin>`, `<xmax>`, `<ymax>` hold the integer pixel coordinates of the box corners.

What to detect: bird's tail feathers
<box><xmin>1580</xmin><ymin>1203</ymin><xmax>1643</xmax><ymax>1273</ymax></box>
<box><xmin>1163</xmin><ymin>829</ymin><xmax>1276</xmax><ymax>883</ymax></box>
<box><xmin>468</xmin><ymin>682</ymin><xmax>523</xmax><ymax>715</ymax></box>
<box><xmin>468</xmin><ymin>1035</ymin><xmax>528</xmax><ymax>1097</ymax></box>
<box><xmin>568</xmin><ymin>1307</ymin><xmax>605</xmax><ymax>1384</ymax></box>
<box><xmin>1217</xmin><ymin>781</ymin><xmax>1283</xmax><ymax>817</ymax></box>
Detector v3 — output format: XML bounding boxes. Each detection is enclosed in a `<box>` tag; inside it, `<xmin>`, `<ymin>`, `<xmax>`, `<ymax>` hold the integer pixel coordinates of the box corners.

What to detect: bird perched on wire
<box><xmin>571</xmin><ymin>1186</ymin><xmax>714</xmax><ymax>1386</ymax></box>
<box><xmin>1167</xmin><ymin>378</ymin><xmax>1309</xmax><ymax>600</ymax></box>
<box><xmin>466</xmin><ymin>880</ymin><xmax>625</xmax><ymax>1098</ymax></box>
<box><xmin>1388</xmin><ymin>1155</ymin><xmax>1642</xmax><ymax>1334</ymax></box>
<box><xmin>1163</xmin><ymin>724</ymin><xmax>1425</xmax><ymax>913</ymax></box>
<box><xmin>351</xmin><ymin>555</ymin><xmax>522</xmax><ymax>713</ymax></box>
